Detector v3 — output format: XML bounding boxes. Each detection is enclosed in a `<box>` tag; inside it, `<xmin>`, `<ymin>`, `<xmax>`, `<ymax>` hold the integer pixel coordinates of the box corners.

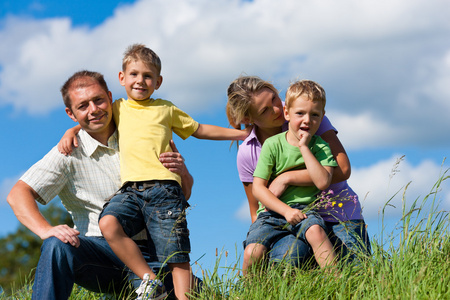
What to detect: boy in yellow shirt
<box><xmin>98</xmin><ymin>44</ymin><xmax>249</xmax><ymax>300</ymax></box>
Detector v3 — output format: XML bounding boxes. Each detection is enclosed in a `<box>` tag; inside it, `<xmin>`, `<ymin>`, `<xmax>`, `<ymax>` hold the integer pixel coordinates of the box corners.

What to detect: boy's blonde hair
<box><xmin>122</xmin><ymin>43</ymin><xmax>162</xmax><ymax>75</ymax></box>
<box><xmin>226</xmin><ymin>76</ymin><xmax>279</xmax><ymax>129</ymax></box>
<box><xmin>285</xmin><ymin>80</ymin><xmax>326</xmax><ymax>111</ymax></box>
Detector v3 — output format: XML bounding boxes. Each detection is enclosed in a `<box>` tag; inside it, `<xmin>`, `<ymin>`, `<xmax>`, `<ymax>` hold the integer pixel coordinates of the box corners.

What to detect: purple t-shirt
<box><xmin>236</xmin><ymin>115</ymin><xmax>364</xmax><ymax>222</ymax></box>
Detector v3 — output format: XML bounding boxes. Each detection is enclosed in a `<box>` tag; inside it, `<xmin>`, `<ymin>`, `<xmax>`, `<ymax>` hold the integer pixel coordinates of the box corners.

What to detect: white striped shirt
<box><xmin>20</xmin><ymin>129</ymin><xmax>121</xmax><ymax>237</ymax></box>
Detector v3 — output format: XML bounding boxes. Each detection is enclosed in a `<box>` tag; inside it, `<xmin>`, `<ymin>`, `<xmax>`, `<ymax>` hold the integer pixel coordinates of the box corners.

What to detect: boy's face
<box><xmin>65</xmin><ymin>80</ymin><xmax>114</xmax><ymax>137</ymax></box>
<box><xmin>119</xmin><ymin>60</ymin><xmax>162</xmax><ymax>101</ymax></box>
<box><xmin>284</xmin><ymin>95</ymin><xmax>324</xmax><ymax>138</ymax></box>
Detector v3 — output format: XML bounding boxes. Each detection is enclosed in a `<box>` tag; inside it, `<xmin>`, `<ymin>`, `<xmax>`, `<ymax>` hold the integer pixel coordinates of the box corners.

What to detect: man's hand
<box><xmin>42</xmin><ymin>225</ymin><xmax>81</xmax><ymax>248</ymax></box>
<box><xmin>283</xmin><ymin>208</ymin><xmax>307</xmax><ymax>226</ymax></box>
<box><xmin>159</xmin><ymin>140</ymin><xmax>194</xmax><ymax>200</ymax></box>
<box><xmin>159</xmin><ymin>140</ymin><xmax>188</xmax><ymax>176</ymax></box>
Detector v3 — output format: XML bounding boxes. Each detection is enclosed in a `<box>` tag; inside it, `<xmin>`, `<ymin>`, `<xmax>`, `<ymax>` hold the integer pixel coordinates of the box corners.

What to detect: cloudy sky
<box><xmin>1</xmin><ymin>0</ymin><xmax>449</xmax><ymax>273</ymax></box>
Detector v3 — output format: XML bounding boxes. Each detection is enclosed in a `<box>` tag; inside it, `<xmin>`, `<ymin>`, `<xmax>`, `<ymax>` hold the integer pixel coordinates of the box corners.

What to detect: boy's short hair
<box><xmin>285</xmin><ymin>80</ymin><xmax>326</xmax><ymax>110</ymax></box>
<box><xmin>61</xmin><ymin>70</ymin><xmax>109</xmax><ymax>109</ymax></box>
<box><xmin>122</xmin><ymin>43</ymin><xmax>162</xmax><ymax>75</ymax></box>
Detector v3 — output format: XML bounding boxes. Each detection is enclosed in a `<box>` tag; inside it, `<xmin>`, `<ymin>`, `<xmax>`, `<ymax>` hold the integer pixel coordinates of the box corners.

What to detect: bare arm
<box><xmin>243</xmin><ymin>182</ymin><xmax>259</xmax><ymax>223</ymax></box>
<box><xmin>299</xmin><ymin>144</ymin><xmax>334</xmax><ymax>190</ymax></box>
<box><xmin>320</xmin><ymin>130</ymin><xmax>351</xmax><ymax>183</ymax></box>
<box><xmin>192</xmin><ymin>124</ymin><xmax>250</xmax><ymax>140</ymax></box>
<box><xmin>7</xmin><ymin>180</ymin><xmax>80</xmax><ymax>247</ymax></box>
<box><xmin>159</xmin><ymin>140</ymin><xmax>194</xmax><ymax>200</ymax></box>
<box><xmin>58</xmin><ymin>125</ymin><xmax>82</xmax><ymax>155</ymax></box>
<box><xmin>252</xmin><ymin>177</ymin><xmax>307</xmax><ymax>225</ymax></box>
<box><xmin>268</xmin><ymin>130</ymin><xmax>347</xmax><ymax>195</ymax></box>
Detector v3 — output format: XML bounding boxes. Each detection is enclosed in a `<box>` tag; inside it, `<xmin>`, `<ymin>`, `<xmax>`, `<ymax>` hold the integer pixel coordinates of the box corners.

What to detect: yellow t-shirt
<box><xmin>113</xmin><ymin>98</ymin><xmax>199</xmax><ymax>185</ymax></box>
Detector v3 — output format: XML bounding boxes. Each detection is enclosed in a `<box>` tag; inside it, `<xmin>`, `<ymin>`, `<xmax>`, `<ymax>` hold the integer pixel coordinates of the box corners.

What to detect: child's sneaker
<box><xmin>135</xmin><ymin>273</ymin><xmax>167</xmax><ymax>300</ymax></box>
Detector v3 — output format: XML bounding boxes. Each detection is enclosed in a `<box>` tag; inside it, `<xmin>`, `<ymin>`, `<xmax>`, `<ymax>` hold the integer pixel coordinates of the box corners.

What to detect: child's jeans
<box><xmin>100</xmin><ymin>180</ymin><xmax>190</xmax><ymax>264</ymax></box>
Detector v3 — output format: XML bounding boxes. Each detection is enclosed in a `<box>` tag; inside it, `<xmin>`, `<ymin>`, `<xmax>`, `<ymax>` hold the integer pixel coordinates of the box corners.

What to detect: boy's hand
<box><xmin>284</xmin><ymin>207</ymin><xmax>307</xmax><ymax>226</ymax></box>
<box><xmin>58</xmin><ymin>127</ymin><xmax>79</xmax><ymax>155</ymax></box>
<box><xmin>297</xmin><ymin>130</ymin><xmax>312</xmax><ymax>148</ymax></box>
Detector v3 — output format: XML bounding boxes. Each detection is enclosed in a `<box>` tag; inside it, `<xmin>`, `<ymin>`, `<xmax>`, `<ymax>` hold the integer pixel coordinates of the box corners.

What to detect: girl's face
<box><xmin>246</xmin><ymin>88</ymin><xmax>285</xmax><ymax>130</ymax></box>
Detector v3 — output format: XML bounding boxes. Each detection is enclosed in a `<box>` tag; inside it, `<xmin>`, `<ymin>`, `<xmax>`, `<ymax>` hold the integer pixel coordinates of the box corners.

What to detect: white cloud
<box><xmin>349</xmin><ymin>156</ymin><xmax>450</xmax><ymax>220</ymax></box>
<box><xmin>235</xmin><ymin>199</ymin><xmax>250</xmax><ymax>222</ymax></box>
<box><xmin>0</xmin><ymin>0</ymin><xmax>449</xmax><ymax>148</ymax></box>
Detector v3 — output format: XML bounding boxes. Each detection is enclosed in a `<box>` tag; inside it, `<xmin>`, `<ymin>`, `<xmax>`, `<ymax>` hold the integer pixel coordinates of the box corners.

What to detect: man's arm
<box><xmin>7</xmin><ymin>180</ymin><xmax>80</xmax><ymax>247</ymax></box>
<box><xmin>159</xmin><ymin>140</ymin><xmax>194</xmax><ymax>200</ymax></box>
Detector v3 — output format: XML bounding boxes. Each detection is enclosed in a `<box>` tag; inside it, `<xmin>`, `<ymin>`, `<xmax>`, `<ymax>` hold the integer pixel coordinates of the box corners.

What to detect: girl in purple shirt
<box><xmin>226</xmin><ymin>76</ymin><xmax>371</xmax><ymax>267</ymax></box>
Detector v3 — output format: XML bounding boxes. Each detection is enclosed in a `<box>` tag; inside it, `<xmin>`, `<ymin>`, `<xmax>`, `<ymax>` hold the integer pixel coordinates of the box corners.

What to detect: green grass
<box><xmin>3</xmin><ymin>167</ymin><xmax>449</xmax><ymax>299</ymax></box>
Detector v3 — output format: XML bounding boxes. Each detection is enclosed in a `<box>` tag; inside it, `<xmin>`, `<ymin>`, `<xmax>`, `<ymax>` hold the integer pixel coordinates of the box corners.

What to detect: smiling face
<box><xmin>284</xmin><ymin>95</ymin><xmax>324</xmax><ymax>140</ymax></box>
<box><xmin>246</xmin><ymin>87</ymin><xmax>286</xmax><ymax>131</ymax></box>
<box><xmin>65</xmin><ymin>79</ymin><xmax>114</xmax><ymax>144</ymax></box>
<box><xmin>119</xmin><ymin>60</ymin><xmax>163</xmax><ymax>101</ymax></box>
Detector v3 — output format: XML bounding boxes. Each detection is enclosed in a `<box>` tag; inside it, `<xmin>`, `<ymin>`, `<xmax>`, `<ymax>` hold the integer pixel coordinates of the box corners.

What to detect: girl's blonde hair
<box><xmin>226</xmin><ymin>76</ymin><xmax>278</xmax><ymax>129</ymax></box>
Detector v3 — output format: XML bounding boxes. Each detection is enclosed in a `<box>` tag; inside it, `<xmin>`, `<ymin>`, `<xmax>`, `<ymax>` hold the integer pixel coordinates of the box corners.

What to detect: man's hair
<box><xmin>61</xmin><ymin>70</ymin><xmax>109</xmax><ymax>109</ymax></box>
<box><xmin>226</xmin><ymin>76</ymin><xmax>279</xmax><ymax>129</ymax></box>
<box><xmin>122</xmin><ymin>43</ymin><xmax>162</xmax><ymax>75</ymax></box>
<box><xmin>285</xmin><ymin>80</ymin><xmax>326</xmax><ymax>110</ymax></box>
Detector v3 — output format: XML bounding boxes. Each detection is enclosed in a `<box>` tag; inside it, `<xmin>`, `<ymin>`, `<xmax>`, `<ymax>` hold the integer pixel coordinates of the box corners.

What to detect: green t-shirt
<box><xmin>253</xmin><ymin>132</ymin><xmax>338</xmax><ymax>214</ymax></box>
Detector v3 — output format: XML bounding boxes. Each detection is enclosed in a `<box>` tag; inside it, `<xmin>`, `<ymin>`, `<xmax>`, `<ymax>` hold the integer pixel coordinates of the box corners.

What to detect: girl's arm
<box><xmin>243</xmin><ymin>182</ymin><xmax>259</xmax><ymax>223</ymax></box>
<box><xmin>320</xmin><ymin>130</ymin><xmax>351</xmax><ymax>183</ymax></box>
<box><xmin>57</xmin><ymin>125</ymin><xmax>81</xmax><ymax>155</ymax></box>
<box><xmin>192</xmin><ymin>124</ymin><xmax>250</xmax><ymax>140</ymax></box>
<box><xmin>253</xmin><ymin>177</ymin><xmax>306</xmax><ymax>225</ymax></box>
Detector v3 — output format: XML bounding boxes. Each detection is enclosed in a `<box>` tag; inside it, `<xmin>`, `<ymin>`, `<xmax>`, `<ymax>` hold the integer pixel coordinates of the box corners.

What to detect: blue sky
<box><xmin>1</xmin><ymin>0</ymin><xmax>449</xmax><ymax>274</ymax></box>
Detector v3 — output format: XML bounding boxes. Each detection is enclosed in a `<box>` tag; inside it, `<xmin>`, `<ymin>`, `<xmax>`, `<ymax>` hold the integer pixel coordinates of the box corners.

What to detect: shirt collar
<box><xmin>79</xmin><ymin>129</ymin><xmax>119</xmax><ymax>157</ymax></box>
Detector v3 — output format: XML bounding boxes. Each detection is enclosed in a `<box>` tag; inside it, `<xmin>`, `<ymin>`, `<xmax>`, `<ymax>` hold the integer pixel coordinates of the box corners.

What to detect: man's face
<box><xmin>65</xmin><ymin>80</ymin><xmax>114</xmax><ymax>138</ymax></box>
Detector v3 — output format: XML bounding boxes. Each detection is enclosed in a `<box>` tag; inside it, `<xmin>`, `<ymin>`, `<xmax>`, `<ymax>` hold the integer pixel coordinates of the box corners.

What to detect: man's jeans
<box><xmin>32</xmin><ymin>236</ymin><xmax>173</xmax><ymax>300</ymax></box>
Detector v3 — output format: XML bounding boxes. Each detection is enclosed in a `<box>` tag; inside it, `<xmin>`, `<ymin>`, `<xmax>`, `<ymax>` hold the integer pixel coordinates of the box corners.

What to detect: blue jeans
<box><xmin>326</xmin><ymin>220</ymin><xmax>371</xmax><ymax>262</ymax></box>
<box><xmin>100</xmin><ymin>181</ymin><xmax>190</xmax><ymax>264</ymax></box>
<box><xmin>268</xmin><ymin>220</ymin><xmax>371</xmax><ymax>266</ymax></box>
<box><xmin>32</xmin><ymin>236</ymin><xmax>175</xmax><ymax>300</ymax></box>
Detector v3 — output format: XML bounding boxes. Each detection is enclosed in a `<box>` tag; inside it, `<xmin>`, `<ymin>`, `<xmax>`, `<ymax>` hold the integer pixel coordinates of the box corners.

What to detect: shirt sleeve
<box><xmin>237</xmin><ymin>145</ymin><xmax>256</xmax><ymax>183</ymax></box>
<box><xmin>253</xmin><ymin>140</ymin><xmax>275</xmax><ymax>181</ymax></box>
<box><xmin>316</xmin><ymin>115</ymin><xmax>337</xmax><ymax>136</ymax></box>
<box><xmin>171</xmin><ymin>105</ymin><xmax>199</xmax><ymax>140</ymax></box>
<box><xmin>312</xmin><ymin>136</ymin><xmax>338</xmax><ymax>167</ymax></box>
<box><xmin>20</xmin><ymin>146</ymin><xmax>70</xmax><ymax>205</ymax></box>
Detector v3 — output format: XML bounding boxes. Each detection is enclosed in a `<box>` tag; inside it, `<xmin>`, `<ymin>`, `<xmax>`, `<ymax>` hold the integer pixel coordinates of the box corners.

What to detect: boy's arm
<box><xmin>192</xmin><ymin>124</ymin><xmax>250</xmax><ymax>141</ymax></box>
<box><xmin>299</xmin><ymin>143</ymin><xmax>334</xmax><ymax>190</ymax></box>
<box><xmin>253</xmin><ymin>177</ymin><xmax>307</xmax><ymax>225</ymax></box>
<box><xmin>159</xmin><ymin>140</ymin><xmax>194</xmax><ymax>200</ymax></box>
<box><xmin>57</xmin><ymin>125</ymin><xmax>82</xmax><ymax>155</ymax></box>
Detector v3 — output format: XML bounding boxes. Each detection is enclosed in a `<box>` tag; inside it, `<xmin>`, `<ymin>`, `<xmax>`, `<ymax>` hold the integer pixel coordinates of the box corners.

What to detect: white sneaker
<box><xmin>135</xmin><ymin>273</ymin><xmax>167</xmax><ymax>300</ymax></box>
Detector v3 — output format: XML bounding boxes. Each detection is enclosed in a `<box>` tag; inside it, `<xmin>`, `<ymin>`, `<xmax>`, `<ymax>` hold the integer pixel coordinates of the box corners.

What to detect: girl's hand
<box><xmin>58</xmin><ymin>127</ymin><xmax>79</xmax><ymax>155</ymax></box>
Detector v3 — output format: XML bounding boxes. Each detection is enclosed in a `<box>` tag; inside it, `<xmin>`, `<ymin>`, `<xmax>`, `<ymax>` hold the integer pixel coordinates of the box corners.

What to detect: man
<box><xmin>7</xmin><ymin>70</ymin><xmax>194</xmax><ymax>299</ymax></box>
